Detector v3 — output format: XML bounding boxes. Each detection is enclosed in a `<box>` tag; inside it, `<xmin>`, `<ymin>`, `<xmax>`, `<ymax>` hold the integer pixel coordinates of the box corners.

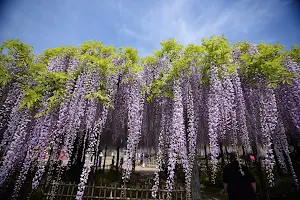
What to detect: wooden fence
<box><xmin>144</xmin><ymin>157</ymin><xmax>157</xmax><ymax>168</ymax></box>
<box><xmin>91</xmin><ymin>164</ymin><xmax>112</xmax><ymax>172</ymax></box>
<box><xmin>43</xmin><ymin>182</ymin><xmax>186</xmax><ymax>200</ymax></box>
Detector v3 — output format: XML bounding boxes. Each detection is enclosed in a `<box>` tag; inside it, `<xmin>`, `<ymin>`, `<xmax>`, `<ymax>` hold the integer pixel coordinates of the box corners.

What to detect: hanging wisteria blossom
<box><xmin>0</xmin><ymin>36</ymin><xmax>299</xmax><ymax>200</ymax></box>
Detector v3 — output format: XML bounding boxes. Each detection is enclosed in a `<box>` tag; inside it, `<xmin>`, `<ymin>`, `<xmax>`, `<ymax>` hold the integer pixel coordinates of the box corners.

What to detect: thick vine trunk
<box><xmin>252</xmin><ymin>143</ymin><xmax>270</xmax><ymax>200</ymax></box>
<box><xmin>191</xmin><ymin>159</ymin><xmax>202</xmax><ymax>200</ymax></box>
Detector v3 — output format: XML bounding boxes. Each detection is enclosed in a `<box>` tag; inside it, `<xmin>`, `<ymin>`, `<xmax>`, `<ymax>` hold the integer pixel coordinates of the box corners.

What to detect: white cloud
<box><xmin>120</xmin><ymin>26</ymin><xmax>150</xmax><ymax>42</ymax></box>
<box><xmin>115</xmin><ymin>0</ymin><xmax>286</xmax><ymax>55</ymax></box>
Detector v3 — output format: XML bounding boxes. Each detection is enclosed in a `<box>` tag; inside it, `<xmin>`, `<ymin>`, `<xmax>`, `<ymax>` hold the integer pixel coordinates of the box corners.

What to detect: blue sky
<box><xmin>0</xmin><ymin>0</ymin><xmax>299</xmax><ymax>56</ymax></box>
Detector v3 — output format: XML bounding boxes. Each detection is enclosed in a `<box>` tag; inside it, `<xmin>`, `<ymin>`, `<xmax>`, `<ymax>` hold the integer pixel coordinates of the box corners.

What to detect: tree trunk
<box><xmin>191</xmin><ymin>158</ymin><xmax>202</xmax><ymax>200</ymax></box>
<box><xmin>256</xmin><ymin>157</ymin><xmax>270</xmax><ymax>200</ymax></box>
<box><xmin>219</xmin><ymin>142</ymin><xmax>225</xmax><ymax>168</ymax></box>
<box><xmin>290</xmin><ymin>137</ymin><xmax>300</xmax><ymax>181</ymax></box>
<box><xmin>271</xmin><ymin>143</ymin><xmax>282</xmax><ymax>177</ymax></box>
<box><xmin>242</xmin><ymin>145</ymin><xmax>248</xmax><ymax>167</ymax></box>
<box><xmin>116</xmin><ymin>146</ymin><xmax>120</xmax><ymax>172</ymax></box>
<box><xmin>132</xmin><ymin>157</ymin><xmax>136</xmax><ymax>172</ymax></box>
<box><xmin>204</xmin><ymin>145</ymin><xmax>211</xmax><ymax>182</ymax></box>
<box><xmin>225</xmin><ymin>146</ymin><xmax>229</xmax><ymax>163</ymax></box>
<box><xmin>102</xmin><ymin>145</ymin><xmax>107</xmax><ymax>171</ymax></box>
<box><xmin>252</xmin><ymin>143</ymin><xmax>270</xmax><ymax>200</ymax></box>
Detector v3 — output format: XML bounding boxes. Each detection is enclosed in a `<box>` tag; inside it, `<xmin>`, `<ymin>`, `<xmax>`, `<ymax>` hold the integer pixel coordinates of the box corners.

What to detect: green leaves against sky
<box><xmin>0</xmin><ymin>36</ymin><xmax>299</xmax><ymax>111</ymax></box>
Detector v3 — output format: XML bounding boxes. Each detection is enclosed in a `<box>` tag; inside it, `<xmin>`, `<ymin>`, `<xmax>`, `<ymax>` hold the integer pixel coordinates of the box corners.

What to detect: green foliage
<box><xmin>199</xmin><ymin>35</ymin><xmax>234</xmax><ymax>84</ymax></box>
<box><xmin>233</xmin><ymin>40</ymin><xmax>249</xmax><ymax>52</ymax></box>
<box><xmin>1</xmin><ymin>36</ymin><xmax>299</xmax><ymax>110</ymax></box>
<box><xmin>147</xmin><ymin>35</ymin><xmax>234</xmax><ymax>102</ymax></box>
<box><xmin>79</xmin><ymin>40</ymin><xmax>103</xmax><ymax>54</ymax></box>
<box><xmin>23</xmin><ymin>52</ymin><xmax>75</xmax><ymax>111</ymax></box>
<box><xmin>0</xmin><ymin>40</ymin><xmax>81</xmax><ymax>112</ymax></box>
<box><xmin>142</xmin><ymin>55</ymin><xmax>157</xmax><ymax>66</ymax></box>
<box><xmin>20</xmin><ymin>71</ymin><xmax>71</xmax><ymax>110</ymax></box>
<box><xmin>146</xmin><ymin>79</ymin><xmax>165</xmax><ymax>102</ymax></box>
<box><xmin>20</xmin><ymin>87</ymin><xmax>43</xmax><ymax>109</ymax></box>
<box><xmin>0</xmin><ymin>67</ymin><xmax>10</xmax><ymax>87</ymax></box>
<box><xmin>78</xmin><ymin>41</ymin><xmax>117</xmax><ymax>75</ymax></box>
<box><xmin>85</xmin><ymin>89</ymin><xmax>113</xmax><ymax>108</ymax></box>
<box><xmin>120</xmin><ymin>47</ymin><xmax>142</xmax><ymax>75</ymax></box>
<box><xmin>288</xmin><ymin>44</ymin><xmax>300</xmax><ymax>64</ymax></box>
<box><xmin>238</xmin><ymin>41</ymin><xmax>298</xmax><ymax>87</ymax></box>
<box><xmin>155</xmin><ymin>38</ymin><xmax>184</xmax><ymax>61</ymax></box>
<box><xmin>146</xmin><ymin>38</ymin><xmax>185</xmax><ymax>102</ymax></box>
<box><xmin>0</xmin><ymin>39</ymin><xmax>34</xmax><ymax>87</ymax></box>
<box><xmin>184</xmin><ymin>43</ymin><xmax>204</xmax><ymax>66</ymax></box>
<box><xmin>20</xmin><ymin>41</ymin><xmax>118</xmax><ymax>112</ymax></box>
<box><xmin>0</xmin><ymin>39</ymin><xmax>34</xmax><ymax>65</ymax></box>
<box><xmin>39</xmin><ymin>45</ymin><xmax>78</xmax><ymax>66</ymax></box>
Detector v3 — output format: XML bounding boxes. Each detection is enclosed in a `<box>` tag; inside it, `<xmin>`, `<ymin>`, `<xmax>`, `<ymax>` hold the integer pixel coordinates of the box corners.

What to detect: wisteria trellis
<box><xmin>0</xmin><ymin>37</ymin><xmax>300</xmax><ymax>200</ymax></box>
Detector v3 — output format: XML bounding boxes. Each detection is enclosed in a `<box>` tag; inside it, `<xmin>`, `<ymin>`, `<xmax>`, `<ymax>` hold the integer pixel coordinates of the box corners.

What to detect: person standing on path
<box><xmin>223</xmin><ymin>153</ymin><xmax>256</xmax><ymax>200</ymax></box>
<box><xmin>111</xmin><ymin>156</ymin><xmax>115</xmax><ymax>170</ymax></box>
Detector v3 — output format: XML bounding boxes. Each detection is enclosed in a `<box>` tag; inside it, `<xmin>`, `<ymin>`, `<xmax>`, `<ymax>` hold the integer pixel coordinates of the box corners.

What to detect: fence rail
<box><xmin>44</xmin><ymin>182</ymin><xmax>186</xmax><ymax>200</ymax></box>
